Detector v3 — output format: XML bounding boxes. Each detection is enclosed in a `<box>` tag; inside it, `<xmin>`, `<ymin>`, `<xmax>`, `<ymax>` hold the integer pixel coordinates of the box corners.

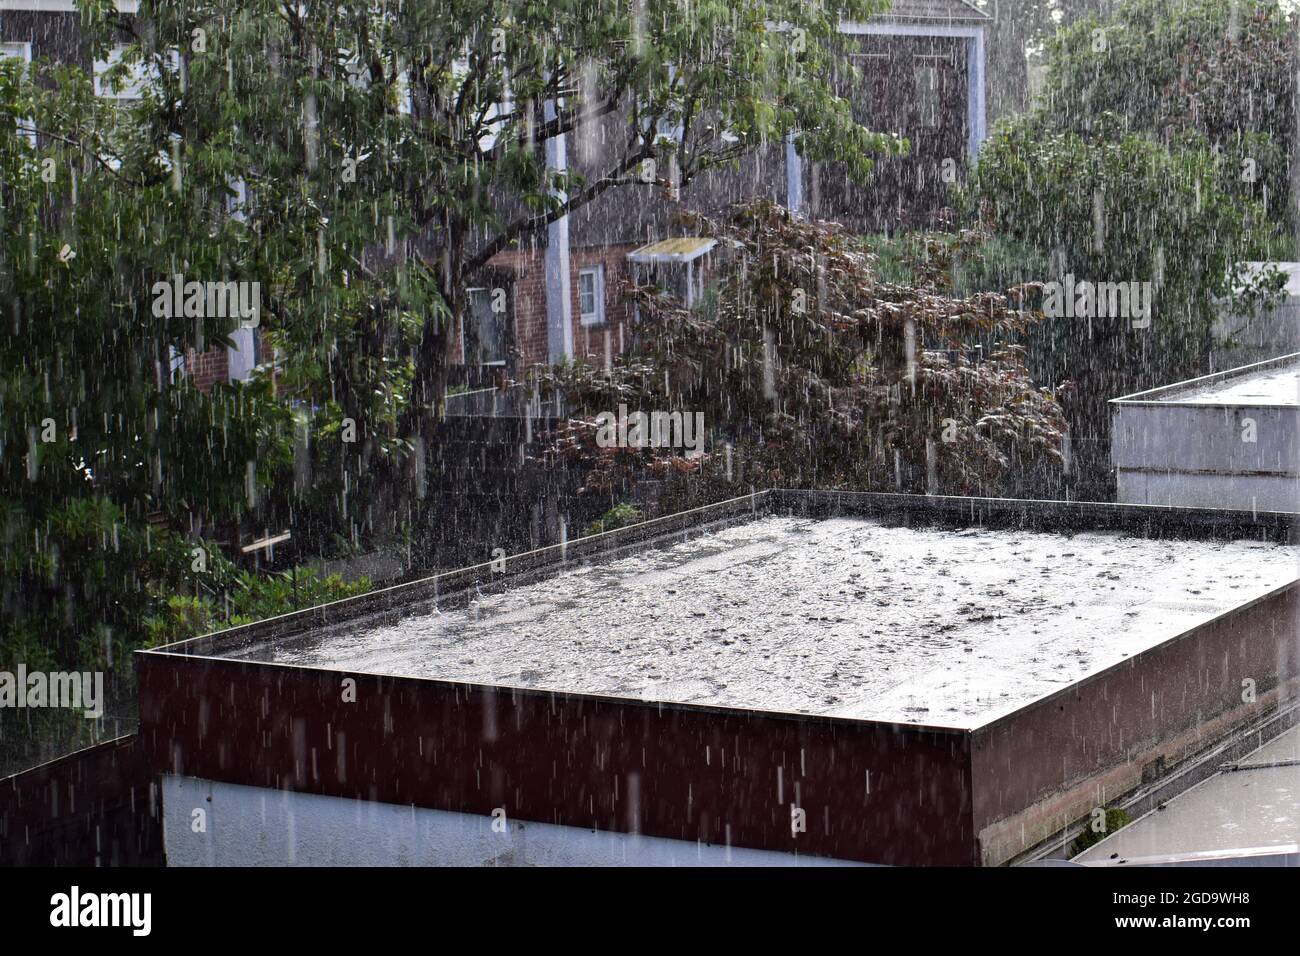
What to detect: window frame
<box><xmin>578</xmin><ymin>265</ymin><xmax>606</xmax><ymax>328</ymax></box>
<box><xmin>461</xmin><ymin>286</ymin><xmax>509</xmax><ymax>367</ymax></box>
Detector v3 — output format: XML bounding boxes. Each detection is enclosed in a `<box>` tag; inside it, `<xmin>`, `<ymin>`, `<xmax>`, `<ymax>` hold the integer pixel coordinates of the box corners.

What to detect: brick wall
<box><xmin>179</xmin><ymin>242</ymin><xmax>661</xmax><ymax>393</ymax></box>
<box><xmin>184</xmin><ymin>330</ymin><xmax>273</xmax><ymax>393</ymax></box>
<box><xmin>482</xmin><ymin>246</ymin><xmax>549</xmax><ymax>370</ymax></box>
<box><xmin>481</xmin><ymin>242</ymin><xmax>640</xmax><ymax>373</ymax></box>
<box><xmin>185</xmin><ymin>345</ymin><xmax>229</xmax><ymax>393</ymax></box>
<box><xmin>569</xmin><ymin>243</ymin><xmax>638</xmax><ymax>367</ymax></box>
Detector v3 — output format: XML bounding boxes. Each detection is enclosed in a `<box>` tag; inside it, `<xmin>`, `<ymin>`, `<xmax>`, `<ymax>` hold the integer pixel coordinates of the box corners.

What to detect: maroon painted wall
<box><xmin>0</xmin><ymin>735</ymin><xmax>163</xmax><ymax>866</ymax></box>
<box><xmin>136</xmin><ymin>654</ymin><xmax>976</xmax><ymax>865</ymax></box>
<box><xmin>130</xmin><ymin>493</ymin><xmax>1298</xmax><ymax>866</ymax></box>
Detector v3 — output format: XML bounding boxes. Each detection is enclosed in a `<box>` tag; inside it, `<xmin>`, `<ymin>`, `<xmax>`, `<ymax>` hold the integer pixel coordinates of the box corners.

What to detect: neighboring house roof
<box><xmin>873</xmin><ymin>0</ymin><xmax>993</xmax><ymax>22</ymax></box>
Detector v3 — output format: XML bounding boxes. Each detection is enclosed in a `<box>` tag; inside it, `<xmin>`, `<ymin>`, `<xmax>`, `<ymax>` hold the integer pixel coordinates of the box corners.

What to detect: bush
<box><xmin>585</xmin><ymin>504</ymin><xmax>644</xmax><ymax>536</ymax></box>
<box><xmin>964</xmin><ymin>116</ymin><xmax>1279</xmax><ymax>443</ymax></box>
<box><xmin>142</xmin><ymin>568</ymin><xmax>372</xmax><ymax>648</ymax></box>
<box><xmin>532</xmin><ymin>201</ymin><xmax>1066</xmax><ymax>504</ymax></box>
<box><xmin>1070</xmin><ymin>807</ymin><xmax>1133</xmax><ymax>856</ymax></box>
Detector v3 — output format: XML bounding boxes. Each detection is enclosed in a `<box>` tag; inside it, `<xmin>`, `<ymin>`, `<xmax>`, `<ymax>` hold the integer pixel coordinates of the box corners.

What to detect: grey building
<box><xmin>1111</xmin><ymin>353</ymin><xmax>1300</xmax><ymax>513</ymax></box>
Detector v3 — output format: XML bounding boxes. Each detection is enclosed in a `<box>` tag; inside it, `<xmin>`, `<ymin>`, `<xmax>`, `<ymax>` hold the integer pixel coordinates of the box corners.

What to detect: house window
<box><xmin>913</xmin><ymin>58</ymin><xmax>942</xmax><ymax>129</ymax></box>
<box><xmin>1</xmin><ymin>42</ymin><xmax>36</xmax><ymax>146</ymax></box>
<box><xmin>579</xmin><ymin>266</ymin><xmax>605</xmax><ymax>327</ymax></box>
<box><xmin>0</xmin><ymin>41</ymin><xmax>32</xmax><ymax>65</ymax></box>
<box><xmin>462</xmin><ymin>287</ymin><xmax>508</xmax><ymax>366</ymax></box>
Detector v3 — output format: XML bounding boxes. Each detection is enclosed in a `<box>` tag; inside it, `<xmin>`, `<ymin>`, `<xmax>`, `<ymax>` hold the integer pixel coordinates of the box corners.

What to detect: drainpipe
<box><xmin>544</xmin><ymin>99</ymin><xmax>574</xmax><ymax>363</ymax></box>
<box><xmin>967</xmin><ymin>28</ymin><xmax>987</xmax><ymax>161</ymax></box>
<box><xmin>785</xmin><ymin>131</ymin><xmax>804</xmax><ymax>217</ymax></box>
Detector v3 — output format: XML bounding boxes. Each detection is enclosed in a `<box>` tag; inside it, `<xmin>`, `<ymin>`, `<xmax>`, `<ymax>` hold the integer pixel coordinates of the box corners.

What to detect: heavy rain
<box><xmin>0</xmin><ymin>0</ymin><xmax>1297</xmax><ymax>928</ymax></box>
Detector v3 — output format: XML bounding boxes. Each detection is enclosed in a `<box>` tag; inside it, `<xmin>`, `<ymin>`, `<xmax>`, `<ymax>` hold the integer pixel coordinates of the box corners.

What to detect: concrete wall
<box><xmin>1112</xmin><ymin>404</ymin><xmax>1300</xmax><ymax>512</ymax></box>
<box><xmin>161</xmin><ymin>775</ymin><xmax>861</xmax><ymax>867</ymax></box>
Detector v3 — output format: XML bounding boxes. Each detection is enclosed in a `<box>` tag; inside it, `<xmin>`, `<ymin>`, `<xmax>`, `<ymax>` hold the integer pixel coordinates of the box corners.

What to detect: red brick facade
<box><xmin>479</xmin><ymin>246</ymin><xmax>548</xmax><ymax>369</ymax></box>
<box><xmin>185</xmin><ymin>346</ymin><xmax>230</xmax><ymax>393</ymax></box>
<box><xmin>184</xmin><ymin>330</ymin><xmax>273</xmax><ymax>394</ymax></box>
<box><xmin>181</xmin><ymin>242</ymin><xmax>637</xmax><ymax>395</ymax></box>
<box><xmin>183</xmin><ymin>245</ymin><xmax>652</xmax><ymax>392</ymax></box>
<box><xmin>476</xmin><ymin>242</ymin><xmax>640</xmax><ymax>372</ymax></box>
<box><xmin>568</xmin><ymin>243</ymin><xmax>638</xmax><ymax>367</ymax></box>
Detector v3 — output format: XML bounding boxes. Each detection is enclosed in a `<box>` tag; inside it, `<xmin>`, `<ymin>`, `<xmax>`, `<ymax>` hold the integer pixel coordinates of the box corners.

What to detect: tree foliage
<box><xmin>533</xmin><ymin>201</ymin><xmax>1066</xmax><ymax>503</ymax></box>
<box><xmin>963</xmin><ymin>0</ymin><xmax>1290</xmax><ymax>454</ymax></box>
<box><xmin>0</xmin><ymin>51</ymin><xmax>298</xmax><ymax>668</ymax></box>
<box><xmin>1039</xmin><ymin>0</ymin><xmax>1295</xmax><ymax>229</ymax></box>
<box><xmin>3</xmin><ymin>0</ymin><xmax>906</xmax><ymax>667</ymax></box>
<box><xmin>77</xmin><ymin>0</ymin><xmax>900</xmax><ymax>445</ymax></box>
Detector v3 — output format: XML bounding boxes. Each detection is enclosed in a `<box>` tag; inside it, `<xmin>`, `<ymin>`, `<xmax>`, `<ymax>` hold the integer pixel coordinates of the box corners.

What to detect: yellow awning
<box><xmin>627</xmin><ymin>237</ymin><xmax>717</xmax><ymax>264</ymax></box>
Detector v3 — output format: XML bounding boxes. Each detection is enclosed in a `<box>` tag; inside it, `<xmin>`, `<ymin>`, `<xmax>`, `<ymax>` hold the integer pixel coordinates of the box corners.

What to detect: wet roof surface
<box><xmin>225</xmin><ymin>516</ymin><xmax>1297</xmax><ymax>727</ymax></box>
<box><xmin>1164</xmin><ymin>360</ymin><xmax>1300</xmax><ymax>407</ymax></box>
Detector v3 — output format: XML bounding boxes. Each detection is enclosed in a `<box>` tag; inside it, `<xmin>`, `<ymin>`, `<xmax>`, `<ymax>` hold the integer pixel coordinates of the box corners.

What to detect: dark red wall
<box><xmin>136</xmin><ymin>654</ymin><xmax>976</xmax><ymax>865</ymax></box>
<box><xmin>131</xmin><ymin>493</ymin><xmax>1298</xmax><ymax>866</ymax></box>
<box><xmin>0</xmin><ymin>735</ymin><xmax>163</xmax><ymax>866</ymax></box>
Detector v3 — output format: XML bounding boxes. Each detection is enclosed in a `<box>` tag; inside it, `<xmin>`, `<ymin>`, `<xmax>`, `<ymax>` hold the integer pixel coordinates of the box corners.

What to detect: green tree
<box><xmin>963</xmin><ymin>0</ymin><xmax>1291</xmax><ymax>468</ymax></box>
<box><xmin>0</xmin><ymin>51</ymin><xmax>292</xmax><ymax>669</ymax></box>
<box><xmin>966</xmin><ymin>118</ymin><xmax>1278</xmax><ymax>446</ymax></box>
<box><xmin>1038</xmin><ymin>0</ymin><xmax>1295</xmax><ymax>230</ymax></box>
<box><xmin>80</xmin><ymin>0</ymin><xmax>901</xmax><ymax>478</ymax></box>
<box><xmin>975</xmin><ymin>0</ymin><xmax>1118</xmax><ymax>123</ymax></box>
<box><xmin>6</xmin><ymin>0</ymin><xmax>915</xmax><ymax>670</ymax></box>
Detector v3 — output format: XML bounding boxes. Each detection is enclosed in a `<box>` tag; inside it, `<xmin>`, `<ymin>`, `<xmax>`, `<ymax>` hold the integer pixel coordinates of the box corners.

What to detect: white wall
<box><xmin>226</xmin><ymin>327</ymin><xmax>258</xmax><ymax>383</ymax></box>
<box><xmin>161</xmin><ymin>775</ymin><xmax>863</xmax><ymax>867</ymax></box>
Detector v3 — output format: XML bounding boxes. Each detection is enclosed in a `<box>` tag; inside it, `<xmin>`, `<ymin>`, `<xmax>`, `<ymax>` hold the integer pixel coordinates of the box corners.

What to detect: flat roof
<box><xmin>1112</xmin><ymin>353</ymin><xmax>1300</xmax><ymax>408</ymax></box>
<box><xmin>221</xmin><ymin>515</ymin><xmax>1296</xmax><ymax>729</ymax></box>
<box><xmin>1076</xmin><ymin>725</ymin><xmax>1300</xmax><ymax>864</ymax></box>
<box><xmin>1165</xmin><ymin>363</ymin><xmax>1299</xmax><ymax>406</ymax></box>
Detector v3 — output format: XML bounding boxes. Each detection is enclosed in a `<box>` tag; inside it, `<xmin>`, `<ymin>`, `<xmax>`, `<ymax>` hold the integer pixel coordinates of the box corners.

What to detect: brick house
<box><xmin>3</xmin><ymin>0</ymin><xmax>991</xmax><ymax>392</ymax></box>
<box><xmin>457</xmin><ymin>0</ymin><xmax>991</xmax><ymax>386</ymax></box>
